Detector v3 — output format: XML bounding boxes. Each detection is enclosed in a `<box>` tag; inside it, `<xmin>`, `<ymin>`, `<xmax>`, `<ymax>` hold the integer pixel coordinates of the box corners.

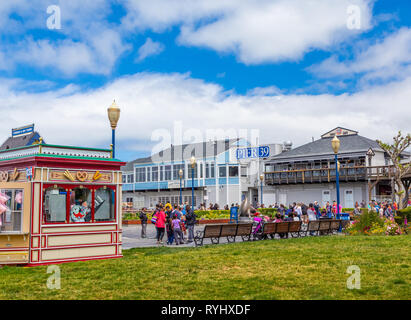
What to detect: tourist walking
<box><xmin>155</xmin><ymin>205</ymin><xmax>166</xmax><ymax>245</ymax></box>
<box><xmin>139</xmin><ymin>208</ymin><xmax>148</xmax><ymax>238</ymax></box>
<box><xmin>185</xmin><ymin>205</ymin><xmax>197</xmax><ymax>243</ymax></box>
<box><xmin>172</xmin><ymin>214</ymin><xmax>185</xmax><ymax>245</ymax></box>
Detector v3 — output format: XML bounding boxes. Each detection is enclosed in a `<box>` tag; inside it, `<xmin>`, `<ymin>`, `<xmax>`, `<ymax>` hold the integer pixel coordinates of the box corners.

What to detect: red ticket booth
<box><xmin>0</xmin><ymin>142</ymin><xmax>125</xmax><ymax>266</ymax></box>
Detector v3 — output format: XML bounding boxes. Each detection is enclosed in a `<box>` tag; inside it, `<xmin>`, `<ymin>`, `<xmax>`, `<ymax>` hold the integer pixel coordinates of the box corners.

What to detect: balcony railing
<box><xmin>264</xmin><ymin>165</ymin><xmax>401</xmax><ymax>185</ymax></box>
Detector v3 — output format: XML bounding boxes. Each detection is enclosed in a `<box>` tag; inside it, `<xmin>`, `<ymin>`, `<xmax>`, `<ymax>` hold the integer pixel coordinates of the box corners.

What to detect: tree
<box><xmin>377</xmin><ymin>131</ymin><xmax>411</xmax><ymax>209</ymax></box>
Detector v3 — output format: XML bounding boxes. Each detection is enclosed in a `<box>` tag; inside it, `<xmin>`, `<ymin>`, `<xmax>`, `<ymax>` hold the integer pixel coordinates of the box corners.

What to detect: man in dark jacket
<box><xmin>139</xmin><ymin>208</ymin><xmax>148</xmax><ymax>238</ymax></box>
<box><xmin>185</xmin><ymin>205</ymin><xmax>197</xmax><ymax>243</ymax></box>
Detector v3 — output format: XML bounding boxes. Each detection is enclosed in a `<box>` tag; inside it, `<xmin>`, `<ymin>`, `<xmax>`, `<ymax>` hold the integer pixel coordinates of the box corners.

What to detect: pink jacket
<box><xmin>155</xmin><ymin>211</ymin><xmax>166</xmax><ymax>228</ymax></box>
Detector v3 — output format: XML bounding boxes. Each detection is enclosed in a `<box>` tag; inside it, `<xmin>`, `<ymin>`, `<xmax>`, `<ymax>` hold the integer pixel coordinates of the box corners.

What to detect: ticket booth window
<box><xmin>0</xmin><ymin>189</ymin><xmax>24</xmax><ymax>233</ymax></box>
<box><xmin>69</xmin><ymin>187</ymin><xmax>92</xmax><ymax>223</ymax></box>
<box><xmin>43</xmin><ymin>187</ymin><xmax>67</xmax><ymax>223</ymax></box>
<box><xmin>95</xmin><ymin>188</ymin><xmax>115</xmax><ymax>222</ymax></box>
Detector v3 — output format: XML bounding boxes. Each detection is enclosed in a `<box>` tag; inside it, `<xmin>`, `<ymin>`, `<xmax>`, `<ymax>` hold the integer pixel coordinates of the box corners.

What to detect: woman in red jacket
<box><xmin>155</xmin><ymin>205</ymin><xmax>166</xmax><ymax>244</ymax></box>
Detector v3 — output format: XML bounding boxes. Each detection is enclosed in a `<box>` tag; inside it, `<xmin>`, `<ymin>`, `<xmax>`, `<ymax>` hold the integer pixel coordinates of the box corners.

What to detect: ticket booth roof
<box><xmin>0</xmin><ymin>143</ymin><xmax>125</xmax><ymax>170</ymax></box>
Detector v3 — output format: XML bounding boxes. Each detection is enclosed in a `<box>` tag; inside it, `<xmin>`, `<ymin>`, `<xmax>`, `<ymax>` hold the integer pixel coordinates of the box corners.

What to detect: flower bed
<box><xmin>345</xmin><ymin>209</ymin><xmax>407</xmax><ymax>236</ymax></box>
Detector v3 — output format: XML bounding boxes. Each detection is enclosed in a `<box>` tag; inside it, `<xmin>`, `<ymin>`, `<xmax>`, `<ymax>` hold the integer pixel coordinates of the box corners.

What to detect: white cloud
<box><xmin>309</xmin><ymin>27</ymin><xmax>411</xmax><ymax>83</ymax></box>
<box><xmin>123</xmin><ymin>0</ymin><xmax>373</xmax><ymax>64</ymax></box>
<box><xmin>0</xmin><ymin>0</ymin><xmax>128</xmax><ymax>76</ymax></box>
<box><xmin>0</xmin><ymin>72</ymin><xmax>409</xmax><ymax>160</ymax></box>
<box><xmin>135</xmin><ymin>38</ymin><xmax>165</xmax><ymax>62</ymax></box>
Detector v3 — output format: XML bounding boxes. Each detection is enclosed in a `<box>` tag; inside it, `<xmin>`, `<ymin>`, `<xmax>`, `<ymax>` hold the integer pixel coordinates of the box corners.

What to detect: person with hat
<box><xmin>165</xmin><ymin>203</ymin><xmax>174</xmax><ymax>245</ymax></box>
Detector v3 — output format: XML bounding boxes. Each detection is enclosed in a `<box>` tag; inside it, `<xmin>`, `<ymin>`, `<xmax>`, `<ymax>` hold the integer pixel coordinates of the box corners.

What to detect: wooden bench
<box><xmin>194</xmin><ymin>224</ymin><xmax>222</xmax><ymax>246</ymax></box>
<box><xmin>318</xmin><ymin>220</ymin><xmax>331</xmax><ymax>235</ymax></box>
<box><xmin>194</xmin><ymin>223</ymin><xmax>253</xmax><ymax>246</ymax></box>
<box><xmin>260</xmin><ymin>222</ymin><xmax>276</xmax><ymax>240</ymax></box>
<box><xmin>220</xmin><ymin>224</ymin><xmax>238</xmax><ymax>243</ymax></box>
<box><xmin>275</xmin><ymin>221</ymin><xmax>290</xmax><ymax>238</ymax></box>
<box><xmin>288</xmin><ymin>221</ymin><xmax>302</xmax><ymax>237</ymax></box>
<box><xmin>236</xmin><ymin>223</ymin><xmax>253</xmax><ymax>242</ymax></box>
<box><xmin>303</xmin><ymin>219</ymin><xmax>343</xmax><ymax>236</ymax></box>
<box><xmin>329</xmin><ymin>220</ymin><xmax>341</xmax><ymax>234</ymax></box>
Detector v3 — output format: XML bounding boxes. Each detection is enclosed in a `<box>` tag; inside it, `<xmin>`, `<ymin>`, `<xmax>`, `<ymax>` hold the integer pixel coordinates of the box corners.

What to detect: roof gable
<box><xmin>321</xmin><ymin>127</ymin><xmax>358</xmax><ymax>139</ymax></box>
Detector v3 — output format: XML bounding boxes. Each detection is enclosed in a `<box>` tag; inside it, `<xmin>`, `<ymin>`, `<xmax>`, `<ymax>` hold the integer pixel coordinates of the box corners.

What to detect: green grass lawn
<box><xmin>0</xmin><ymin>235</ymin><xmax>410</xmax><ymax>300</ymax></box>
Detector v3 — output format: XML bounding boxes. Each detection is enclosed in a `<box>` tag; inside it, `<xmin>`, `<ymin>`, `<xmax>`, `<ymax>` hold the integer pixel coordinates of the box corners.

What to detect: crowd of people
<box><xmin>137</xmin><ymin>198</ymin><xmax>404</xmax><ymax>245</ymax></box>
<box><xmin>139</xmin><ymin>202</ymin><xmax>197</xmax><ymax>245</ymax></box>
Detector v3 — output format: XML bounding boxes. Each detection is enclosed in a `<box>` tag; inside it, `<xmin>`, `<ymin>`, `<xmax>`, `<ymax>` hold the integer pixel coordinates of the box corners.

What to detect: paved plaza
<box><xmin>122</xmin><ymin>224</ymin><xmax>255</xmax><ymax>249</ymax></box>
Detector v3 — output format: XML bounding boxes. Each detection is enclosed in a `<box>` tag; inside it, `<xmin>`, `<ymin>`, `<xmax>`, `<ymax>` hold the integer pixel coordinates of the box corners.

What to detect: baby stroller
<box><xmin>252</xmin><ymin>216</ymin><xmax>265</xmax><ymax>240</ymax></box>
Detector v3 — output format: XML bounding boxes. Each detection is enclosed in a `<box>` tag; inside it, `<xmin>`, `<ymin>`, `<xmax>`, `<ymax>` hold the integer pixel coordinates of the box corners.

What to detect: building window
<box><xmin>219</xmin><ymin>166</ymin><xmax>226</xmax><ymax>177</ymax></box>
<box><xmin>69</xmin><ymin>187</ymin><xmax>92</xmax><ymax>222</ymax></box>
<box><xmin>173</xmin><ymin>164</ymin><xmax>185</xmax><ymax>180</ymax></box>
<box><xmin>43</xmin><ymin>187</ymin><xmax>66</xmax><ymax>224</ymax></box>
<box><xmin>210</xmin><ymin>163</ymin><xmax>215</xmax><ymax>178</ymax></box>
<box><xmin>0</xmin><ymin>189</ymin><xmax>24</xmax><ymax>233</ymax></box>
<box><xmin>147</xmin><ymin>167</ymin><xmax>151</xmax><ymax>182</ymax></box>
<box><xmin>127</xmin><ymin>174</ymin><xmax>134</xmax><ymax>183</ymax></box>
<box><xmin>241</xmin><ymin>166</ymin><xmax>247</xmax><ymax>177</ymax></box>
<box><xmin>206</xmin><ymin>163</ymin><xmax>209</xmax><ymax>178</ymax></box>
<box><xmin>164</xmin><ymin>165</ymin><xmax>172</xmax><ymax>181</ymax></box>
<box><xmin>229</xmin><ymin>166</ymin><xmax>239</xmax><ymax>177</ymax></box>
<box><xmin>152</xmin><ymin>167</ymin><xmax>158</xmax><ymax>181</ymax></box>
<box><xmin>187</xmin><ymin>163</ymin><xmax>198</xmax><ymax>179</ymax></box>
<box><xmin>160</xmin><ymin>166</ymin><xmax>164</xmax><ymax>181</ymax></box>
<box><xmin>200</xmin><ymin>163</ymin><xmax>203</xmax><ymax>178</ymax></box>
<box><xmin>135</xmin><ymin>167</ymin><xmax>146</xmax><ymax>182</ymax></box>
<box><xmin>95</xmin><ymin>188</ymin><xmax>115</xmax><ymax>222</ymax></box>
<box><xmin>122</xmin><ymin>174</ymin><xmax>127</xmax><ymax>183</ymax></box>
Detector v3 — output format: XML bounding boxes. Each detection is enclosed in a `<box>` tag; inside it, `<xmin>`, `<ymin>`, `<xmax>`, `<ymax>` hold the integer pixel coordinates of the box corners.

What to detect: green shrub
<box><xmin>345</xmin><ymin>210</ymin><xmax>384</xmax><ymax>235</ymax></box>
<box><xmin>397</xmin><ymin>207</ymin><xmax>411</xmax><ymax>220</ymax></box>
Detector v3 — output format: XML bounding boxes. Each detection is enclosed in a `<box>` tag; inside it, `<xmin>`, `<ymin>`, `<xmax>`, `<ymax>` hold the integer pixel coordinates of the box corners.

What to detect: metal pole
<box><xmin>335</xmin><ymin>154</ymin><xmax>340</xmax><ymax>219</ymax></box>
<box><xmin>112</xmin><ymin>129</ymin><xmax>115</xmax><ymax>158</ymax></box>
<box><xmin>180</xmin><ymin>177</ymin><xmax>182</xmax><ymax>205</ymax></box>
<box><xmin>260</xmin><ymin>181</ymin><xmax>263</xmax><ymax>207</ymax></box>
<box><xmin>191</xmin><ymin>167</ymin><xmax>194</xmax><ymax>207</ymax></box>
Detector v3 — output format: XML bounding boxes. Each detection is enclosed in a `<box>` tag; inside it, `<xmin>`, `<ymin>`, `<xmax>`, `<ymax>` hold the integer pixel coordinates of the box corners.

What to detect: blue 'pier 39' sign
<box><xmin>236</xmin><ymin>146</ymin><xmax>270</xmax><ymax>159</ymax></box>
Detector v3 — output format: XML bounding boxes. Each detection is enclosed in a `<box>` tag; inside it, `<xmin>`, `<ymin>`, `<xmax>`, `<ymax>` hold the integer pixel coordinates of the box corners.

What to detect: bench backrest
<box><xmin>275</xmin><ymin>222</ymin><xmax>289</xmax><ymax>233</ymax></box>
<box><xmin>330</xmin><ymin>220</ymin><xmax>341</xmax><ymax>231</ymax></box>
<box><xmin>319</xmin><ymin>220</ymin><xmax>331</xmax><ymax>231</ymax></box>
<box><xmin>236</xmin><ymin>223</ymin><xmax>253</xmax><ymax>236</ymax></box>
<box><xmin>220</xmin><ymin>224</ymin><xmax>238</xmax><ymax>237</ymax></box>
<box><xmin>288</xmin><ymin>221</ymin><xmax>301</xmax><ymax>233</ymax></box>
<box><xmin>203</xmin><ymin>224</ymin><xmax>222</xmax><ymax>238</ymax></box>
<box><xmin>307</xmin><ymin>220</ymin><xmax>320</xmax><ymax>231</ymax></box>
<box><xmin>262</xmin><ymin>222</ymin><xmax>276</xmax><ymax>235</ymax></box>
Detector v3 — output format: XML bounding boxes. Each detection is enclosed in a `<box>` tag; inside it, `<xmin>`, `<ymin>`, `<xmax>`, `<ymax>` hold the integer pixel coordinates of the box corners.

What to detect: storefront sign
<box><xmin>236</xmin><ymin>146</ymin><xmax>270</xmax><ymax>160</ymax></box>
<box><xmin>12</xmin><ymin>124</ymin><xmax>34</xmax><ymax>137</ymax></box>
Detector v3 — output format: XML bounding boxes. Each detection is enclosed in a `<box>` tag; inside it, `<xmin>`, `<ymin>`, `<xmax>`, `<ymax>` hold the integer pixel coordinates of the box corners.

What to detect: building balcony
<box><xmin>264</xmin><ymin>165</ymin><xmax>399</xmax><ymax>185</ymax></box>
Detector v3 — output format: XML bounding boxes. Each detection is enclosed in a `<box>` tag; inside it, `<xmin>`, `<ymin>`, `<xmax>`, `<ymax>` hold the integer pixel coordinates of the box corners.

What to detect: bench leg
<box><xmin>227</xmin><ymin>236</ymin><xmax>235</xmax><ymax>243</ymax></box>
<box><xmin>241</xmin><ymin>235</ymin><xmax>250</xmax><ymax>242</ymax></box>
<box><xmin>194</xmin><ymin>237</ymin><xmax>203</xmax><ymax>247</ymax></box>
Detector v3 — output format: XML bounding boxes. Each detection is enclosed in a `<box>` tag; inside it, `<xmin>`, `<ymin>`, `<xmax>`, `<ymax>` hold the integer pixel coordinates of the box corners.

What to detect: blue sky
<box><xmin>0</xmin><ymin>0</ymin><xmax>410</xmax><ymax>161</ymax></box>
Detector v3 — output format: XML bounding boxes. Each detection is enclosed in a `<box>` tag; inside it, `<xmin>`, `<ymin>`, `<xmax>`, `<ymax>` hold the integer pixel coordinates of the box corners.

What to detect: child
<box><xmin>172</xmin><ymin>214</ymin><xmax>184</xmax><ymax>245</ymax></box>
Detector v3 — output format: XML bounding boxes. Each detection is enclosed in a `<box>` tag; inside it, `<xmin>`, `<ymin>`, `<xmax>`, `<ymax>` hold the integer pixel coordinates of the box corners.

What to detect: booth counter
<box><xmin>0</xmin><ymin>143</ymin><xmax>125</xmax><ymax>266</ymax></box>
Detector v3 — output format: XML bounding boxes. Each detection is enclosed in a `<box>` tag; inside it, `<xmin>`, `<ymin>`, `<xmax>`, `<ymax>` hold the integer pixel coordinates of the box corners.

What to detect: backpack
<box><xmin>151</xmin><ymin>212</ymin><xmax>158</xmax><ymax>224</ymax></box>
